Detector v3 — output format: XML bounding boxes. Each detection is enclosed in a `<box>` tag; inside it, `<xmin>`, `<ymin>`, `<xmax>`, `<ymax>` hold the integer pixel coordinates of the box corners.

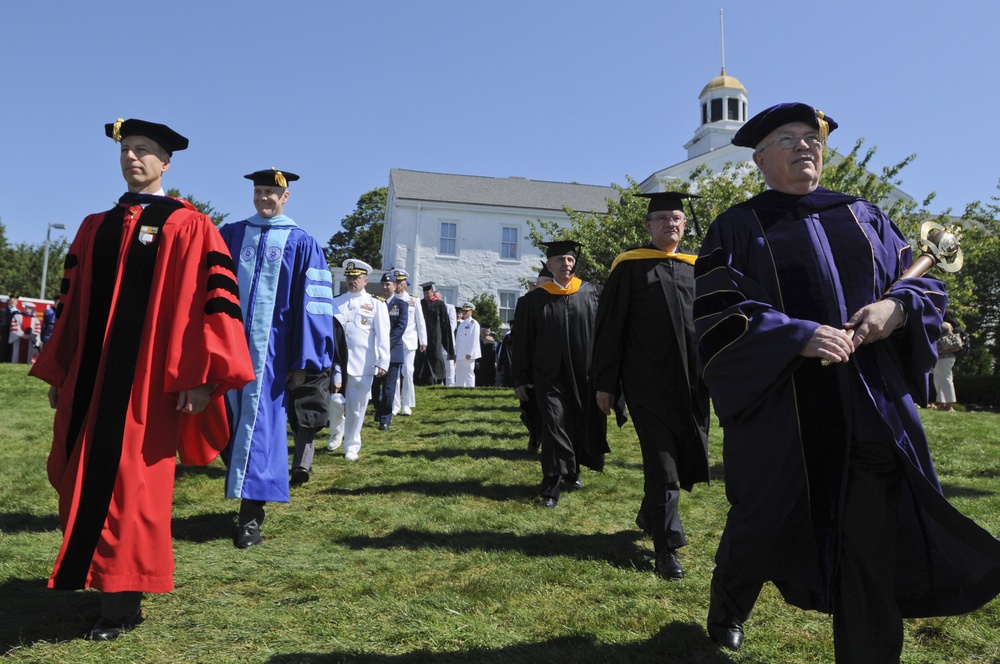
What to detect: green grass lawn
<box><xmin>1</xmin><ymin>365</ymin><xmax>998</xmax><ymax>663</ymax></box>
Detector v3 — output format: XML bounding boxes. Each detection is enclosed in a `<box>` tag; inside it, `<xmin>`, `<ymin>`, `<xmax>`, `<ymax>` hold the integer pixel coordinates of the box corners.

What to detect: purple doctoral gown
<box><xmin>695</xmin><ymin>187</ymin><xmax>1000</xmax><ymax>617</ymax></box>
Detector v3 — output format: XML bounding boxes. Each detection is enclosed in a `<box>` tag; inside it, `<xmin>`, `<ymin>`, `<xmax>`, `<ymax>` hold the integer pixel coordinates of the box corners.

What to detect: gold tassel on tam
<box><xmin>272</xmin><ymin>167</ymin><xmax>287</xmax><ymax>188</ymax></box>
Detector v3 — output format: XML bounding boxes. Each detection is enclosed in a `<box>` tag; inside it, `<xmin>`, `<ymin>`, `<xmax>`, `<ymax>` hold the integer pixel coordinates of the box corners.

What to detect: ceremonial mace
<box><xmin>820</xmin><ymin>221</ymin><xmax>963</xmax><ymax>366</ymax></box>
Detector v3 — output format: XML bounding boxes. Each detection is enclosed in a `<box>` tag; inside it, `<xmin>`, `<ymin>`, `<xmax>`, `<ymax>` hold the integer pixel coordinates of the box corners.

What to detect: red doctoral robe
<box><xmin>30</xmin><ymin>195</ymin><xmax>255</xmax><ymax>594</ymax></box>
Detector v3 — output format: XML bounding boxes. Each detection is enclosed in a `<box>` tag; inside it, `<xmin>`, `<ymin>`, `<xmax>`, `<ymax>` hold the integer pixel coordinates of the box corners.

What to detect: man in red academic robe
<box><xmin>30</xmin><ymin>118</ymin><xmax>254</xmax><ymax>641</ymax></box>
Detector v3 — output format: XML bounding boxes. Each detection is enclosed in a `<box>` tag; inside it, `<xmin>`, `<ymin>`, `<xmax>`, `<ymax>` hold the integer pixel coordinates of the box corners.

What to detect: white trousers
<box><xmin>328</xmin><ymin>374</ymin><xmax>375</xmax><ymax>455</ymax></box>
<box><xmin>445</xmin><ymin>358</ymin><xmax>456</xmax><ymax>386</ymax></box>
<box><xmin>933</xmin><ymin>355</ymin><xmax>957</xmax><ymax>403</ymax></box>
<box><xmin>394</xmin><ymin>347</ymin><xmax>417</xmax><ymax>414</ymax></box>
<box><xmin>456</xmin><ymin>359</ymin><xmax>476</xmax><ymax>387</ymax></box>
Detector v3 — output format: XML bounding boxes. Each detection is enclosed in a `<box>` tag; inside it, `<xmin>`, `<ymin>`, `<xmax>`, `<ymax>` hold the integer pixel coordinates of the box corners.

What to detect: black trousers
<box><xmin>712</xmin><ymin>436</ymin><xmax>904</xmax><ymax>663</ymax></box>
<box><xmin>630</xmin><ymin>400</ymin><xmax>687</xmax><ymax>552</ymax></box>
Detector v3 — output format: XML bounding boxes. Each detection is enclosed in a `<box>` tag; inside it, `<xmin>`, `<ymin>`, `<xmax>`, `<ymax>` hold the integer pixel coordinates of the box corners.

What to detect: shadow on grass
<box><xmin>0</xmin><ymin>511</ymin><xmax>59</xmax><ymax>534</ymax></box>
<box><xmin>322</xmin><ymin>479</ymin><xmax>535</xmax><ymax>502</ymax></box>
<box><xmin>334</xmin><ymin>527</ymin><xmax>650</xmax><ymax>571</ymax></box>
<box><xmin>0</xmin><ymin>577</ymin><xmax>97</xmax><ymax>654</ymax></box>
<box><xmin>172</xmin><ymin>511</ymin><xmax>235</xmax><ymax>543</ymax></box>
<box><xmin>377</xmin><ymin>447</ymin><xmax>535</xmax><ymax>462</ymax></box>
<box><xmin>266</xmin><ymin>622</ymin><xmax>733</xmax><ymax>663</ymax></box>
<box><xmin>939</xmin><ymin>482</ymin><xmax>995</xmax><ymax>499</ymax></box>
<box><xmin>415</xmin><ymin>430</ymin><xmax>526</xmax><ymax>441</ymax></box>
<box><xmin>175</xmin><ymin>464</ymin><xmax>227</xmax><ymax>480</ymax></box>
<box><xmin>437</xmin><ymin>391</ymin><xmax>516</xmax><ymax>400</ymax></box>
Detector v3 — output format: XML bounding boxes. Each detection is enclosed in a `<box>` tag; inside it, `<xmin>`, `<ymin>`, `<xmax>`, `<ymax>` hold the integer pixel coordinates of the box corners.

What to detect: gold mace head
<box><xmin>918</xmin><ymin>221</ymin><xmax>963</xmax><ymax>273</ymax></box>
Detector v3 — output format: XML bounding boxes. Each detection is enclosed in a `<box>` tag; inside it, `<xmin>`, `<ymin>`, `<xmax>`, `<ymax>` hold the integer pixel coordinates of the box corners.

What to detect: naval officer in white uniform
<box><xmin>327</xmin><ymin>259</ymin><xmax>389</xmax><ymax>460</ymax></box>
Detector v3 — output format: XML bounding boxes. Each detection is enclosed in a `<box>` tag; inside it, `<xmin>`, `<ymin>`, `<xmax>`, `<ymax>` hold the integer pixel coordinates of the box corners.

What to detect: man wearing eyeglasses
<box><xmin>696</xmin><ymin>102</ymin><xmax>1000</xmax><ymax>661</ymax></box>
<box><xmin>591</xmin><ymin>192</ymin><xmax>710</xmax><ymax>582</ymax></box>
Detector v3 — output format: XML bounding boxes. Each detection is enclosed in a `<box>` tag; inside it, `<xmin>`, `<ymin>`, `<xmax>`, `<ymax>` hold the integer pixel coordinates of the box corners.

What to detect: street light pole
<box><xmin>40</xmin><ymin>223</ymin><xmax>66</xmax><ymax>299</ymax></box>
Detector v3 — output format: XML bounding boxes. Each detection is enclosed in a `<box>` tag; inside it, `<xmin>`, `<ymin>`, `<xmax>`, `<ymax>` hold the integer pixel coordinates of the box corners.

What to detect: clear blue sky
<box><xmin>1</xmin><ymin>1</ymin><xmax>996</xmax><ymax>246</ymax></box>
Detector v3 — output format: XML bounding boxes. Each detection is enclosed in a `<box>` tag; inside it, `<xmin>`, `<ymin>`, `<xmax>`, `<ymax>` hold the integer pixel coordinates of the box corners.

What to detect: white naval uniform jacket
<box><xmin>454</xmin><ymin>317</ymin><xmax>482</xmax><ymax>361</ymax></box>
<box><xmin>401</xmin><ymin>292</ymin><xmax>427</xmax><ymax>350</ymax></box>
<box><xmin>332</xmin><ymin>290</ymin><xmax>390</xmax><ymax>377</ymax></box>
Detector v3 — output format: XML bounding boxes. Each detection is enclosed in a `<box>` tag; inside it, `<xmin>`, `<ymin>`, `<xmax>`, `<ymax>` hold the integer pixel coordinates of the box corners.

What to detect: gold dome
<box><xmin>700</xmin><ymin>68</ymin><xmax>747</xmax><ymax>96</ymax></box>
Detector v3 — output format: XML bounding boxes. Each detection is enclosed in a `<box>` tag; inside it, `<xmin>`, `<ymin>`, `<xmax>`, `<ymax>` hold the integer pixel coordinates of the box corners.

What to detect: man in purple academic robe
<box><xmin>221</xmin><ymin>168</ymin><xmax>334</xmax><ymax>549</ymax></box>
<box><xmin>695</xmin><ymin>103</ymin><xmax>1000</xmax><ymax>662</ymax></box>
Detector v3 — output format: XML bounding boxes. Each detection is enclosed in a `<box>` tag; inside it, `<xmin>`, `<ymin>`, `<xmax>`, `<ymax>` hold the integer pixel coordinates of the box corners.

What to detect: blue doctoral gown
<box><xmin>221</xmin><ymin>214</ymin><xmax>334</xmax><ymax>502</ymax></box>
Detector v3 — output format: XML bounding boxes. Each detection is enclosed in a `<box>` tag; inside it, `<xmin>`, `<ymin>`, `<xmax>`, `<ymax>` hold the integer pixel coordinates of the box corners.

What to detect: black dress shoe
<box><xmin>235</xmin><ymin>522</ymin><xmax>263</xmax><ymax>549</ymax></box>
<box><xmin>708</xmin><ymin>621</ymin><xmax>744</xmax><ymax>651</ymax></box>
<box><xmin>290</xmin><ymin>467</ymin><xmax>310</xmax><ymax>485</ymax></box>
<box><xmin>89</xmin><ymin>612</ymin><xmax>144</xmax><ymax>641</ymax></box>
<box><xmin>535</xmin><ymin>496</ymin><xmax>558</xmax><ymax>509</ymax></box>
<box><xmin>561</xmin><ymin>477</ymin><xmax>584</xmax><ymax>491</ymax></box>
<box><xmin>654</xmin><ymin>549</ymin><xmax>685</xmax><ymax>580</ymax></box>
<box><xmin>707</xmin><ymin>585</ymin><xmax>745</xmax><ymax>651</ymax></box>
<box><xmin>378</xmin><ymin>422</ymin><xmax>390</xmax><ymax>431</ymax></box>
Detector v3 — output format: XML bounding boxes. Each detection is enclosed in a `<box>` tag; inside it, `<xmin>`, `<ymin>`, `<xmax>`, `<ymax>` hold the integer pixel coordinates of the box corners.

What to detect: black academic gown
<box><xmin>513</xmin><ymin>279</ymin><xmax>608</xmax><ymax>479</ymax></box>
<box><xmin>591</xmin><ymin>246</ymin><xmax>710</xmax><ymax>488</ymax></box>
<box><xmin>591</xmin><ymin>246</ymin><xmax>710</xmax><ymax>550</ymax></box>
<box><xmin>417</xmin><ymin>298</ymin><xmax>454</xmax><ymax>384</ymax></box>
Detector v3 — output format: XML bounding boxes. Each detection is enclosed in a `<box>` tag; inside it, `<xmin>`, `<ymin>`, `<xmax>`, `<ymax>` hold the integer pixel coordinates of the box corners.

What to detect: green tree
<box><xmin>0</xmin><ymin>238</ymin><xmax>70</xmax><ymax>299</ymax></box>
<box><xmin>946</xmin><ymin>185</ymin><xmax>1000</xmax><ymax>375</ymax></box>
<box><xmin>470</xmin><ymin>293</ymin><xmax>501</xmax><ymax>332</ymax></box>
<box><xmin>325</xmin><ymin>187</ymin><xmax>387</xmax><ymax>268</ymax></box>
<box><xmin>165</xmin><ymin>188</ymin><xmax>228</xmax><ymax>226</ymax></box>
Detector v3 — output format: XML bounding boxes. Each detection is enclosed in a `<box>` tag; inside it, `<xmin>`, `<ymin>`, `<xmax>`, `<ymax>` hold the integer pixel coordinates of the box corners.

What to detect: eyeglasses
<box><xmin>757</xmin><ymin>133</ymin><xmax>825</xmax><ymax>152</ymax></box>
<box><xmin>647</xmin><ymin>214</ymin><xmax>686</xmax><ymax>225</ymax></box>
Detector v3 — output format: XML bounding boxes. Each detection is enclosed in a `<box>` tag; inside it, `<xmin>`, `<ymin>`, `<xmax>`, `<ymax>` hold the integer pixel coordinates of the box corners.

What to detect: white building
<box><xmin>640</xmin><ymin>68</ymin><xmax>755</xmax><ymax>193</ymax></box>
<box><xmin>640</xmin><ymin>68</ymin><xmax>914</xmax><ymax>208</ymax></box>
<box><xmin>379</xmin><ymin>168</ymin><xmax>617</xmax><ymax>325</ymax></box>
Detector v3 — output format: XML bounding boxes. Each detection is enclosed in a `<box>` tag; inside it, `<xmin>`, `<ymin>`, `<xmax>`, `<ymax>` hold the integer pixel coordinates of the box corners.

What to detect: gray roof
<box><xmin>390</xmin><ymin>169</ymin><xmax>617</xmax><ymax>214</ymax></box>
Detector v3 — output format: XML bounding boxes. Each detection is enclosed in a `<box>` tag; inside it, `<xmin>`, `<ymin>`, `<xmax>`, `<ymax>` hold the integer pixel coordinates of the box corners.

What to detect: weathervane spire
<box><xmin>719</xmin><ymin>8</ymin><xmax>726</xmax><ymax>75</ymax></box>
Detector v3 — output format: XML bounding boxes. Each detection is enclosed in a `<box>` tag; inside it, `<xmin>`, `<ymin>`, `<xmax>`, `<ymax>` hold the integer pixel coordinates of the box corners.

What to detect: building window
<box><xmin>710</xmin><ymin>98</ymin><xmax>722</xmax><ymax>122</ymax></box>
<box><xmin>702</xmin><ymin>103</ymin><xmax>708</xmax><ymax>125</ymax></box>
<box><xmin>742</xmin><ymin>101</ymin><xmax>747</xmax><ymax>121</ymax></box>
<box><xmin>727</xmin><ymin>98</ymin><xmax>740</xmax><ymax>120</ymax></box>
<box><xmin>439</xmin><ymin>222</ymin><xmax>457</xmax><ymax>256</ymax></box>
<box><xmin>501</xmin><ymin>227</ymin><xmax>519</xmax><ymax>260</ymax></box>
<box><xmin>498</xmin><ymin>290</ymin><xmax>518</xmax><ymax>326</ymax></box>
<box><xmin>438</xmin><ymin>287</ymin><xmax>458</xmax><ymax>306</ymax></box>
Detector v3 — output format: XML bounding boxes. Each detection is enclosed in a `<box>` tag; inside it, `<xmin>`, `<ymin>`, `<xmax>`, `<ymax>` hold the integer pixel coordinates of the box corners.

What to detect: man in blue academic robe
<box><xmin>696</xmin><ymin>103</ymin><xmax>1000</xmax><ymax>662</ymax></box>
<box><xmin>221</xmin><ymin>168</ymin><xmax>334</xmax><ymax>549</ymax></box>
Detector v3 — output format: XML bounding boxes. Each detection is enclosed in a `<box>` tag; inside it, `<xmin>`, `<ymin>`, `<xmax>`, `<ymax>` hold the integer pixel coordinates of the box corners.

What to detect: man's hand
<box><xmin>376</xmin><ymin>368</ymin><xmax>387</xmax><ymax>378</ymax></box>
<box><xmin>419</xmin><ymin>344</ymin><xmax>427</xmax><ymax>352</ymax></box>
<box><xmin>176</xmin><ymin>384</ymin><xmax>216</xmax><ymax>414</ymax></box>
<box><xmin>465</xmin><ymin>354</ymin><xmax>472</xmax><ymax>361</ymax></box>
<box><xmin>48</xmin><ymin>385</ymin><xmax>59</xmax><ymax>409</ymax></box>
<box><xmin>800</xmin><ymin>325</ymin><xmax>854</xmax><ymax>364</ymax></box>
<box><xmin>844</xmin><ymin>299</ymin><xmax>905</xmax><ymax>350</ymax></box>
<box><xmin>595</xmin><ymin>390</ymin><xmax>614</xmax><ymax>416</ymax></box>
<box><xmin>286</xmin><ymin>369</ymin><xmax>306</xmax><ymax>390</ymax></box>
<box><xmin>514</xmin><ymin>385</ymin><xmax>532</xmax><ymax>401</ymax></box>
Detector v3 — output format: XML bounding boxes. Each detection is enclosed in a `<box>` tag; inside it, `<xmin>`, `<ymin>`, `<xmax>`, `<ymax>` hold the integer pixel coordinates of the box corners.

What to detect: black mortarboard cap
<box><xmin>105</xmin><ymin>118</ymin><xmax>189</xmax><ymax>154</ymax></box>
<box><xmin>638</xmin><ymin>191</ymin><xmax>702</xmax><ymax>234</ymax></box>
<box><xmin>732</xmin><ymin>102</ymin><xmax>838</xmax><ymax>149</ymax></box>
<box><xmin>540</xmin><ymin>240</ymin><xmax>583</xmax><ymax>259</ymax></box>
<box><xmin>421</xmin><ymin>281</ymin><xmax>435</xmax><ymax>291</ymax></box>
<box><xmin>244</xmin><ymin>168</ymin><xmax>300</xmax><ymax>187</ymax></box>
<box><xmin>637</xmin><ymin>192</ymin><xmax>700</xmax><ymax>214</ymax></box>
